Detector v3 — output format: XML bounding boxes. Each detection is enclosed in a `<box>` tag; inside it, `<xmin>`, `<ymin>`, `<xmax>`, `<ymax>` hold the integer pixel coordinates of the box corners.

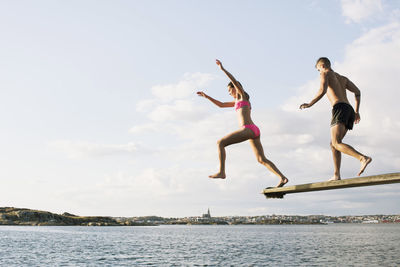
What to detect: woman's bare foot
<box><xmin>276</xmin><ymin>178</ymin><xmax>288</xmax><ymax>187</ymax></box>
<box><xmin>209</xmin><ymin>172</ymin><xmax>226</xmax><ymax>179</ymax></box>
<box><xmin>358</xmin><ymin>156</ymin><xmax>372</xmax><ymax>176</ymax></box>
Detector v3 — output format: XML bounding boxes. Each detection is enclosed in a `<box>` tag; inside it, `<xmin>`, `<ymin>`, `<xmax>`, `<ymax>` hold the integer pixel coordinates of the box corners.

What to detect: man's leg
<box><xmin>330</xmin><ymin>125</ymin><xmax>347</xmax><ymax>180</ymax></box>
<box><xmin>330</xmin><ymin>124</ymin><xmax>372</xmax><ymax>176</ymax></box>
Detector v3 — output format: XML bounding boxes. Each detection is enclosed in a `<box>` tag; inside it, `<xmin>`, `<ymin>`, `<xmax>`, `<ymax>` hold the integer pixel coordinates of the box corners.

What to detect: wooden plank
<box><xmin>262</xmin><ymin>172</ymin><xmax>400</xmax><ymax>199</ymax></box>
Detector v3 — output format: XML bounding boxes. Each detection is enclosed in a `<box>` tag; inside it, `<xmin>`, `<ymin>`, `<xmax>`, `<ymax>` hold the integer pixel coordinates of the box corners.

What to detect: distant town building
<box><xmin>202</xmin><ymin>208</ymin><xmax>211</xmax><ymax>218</ymax></box>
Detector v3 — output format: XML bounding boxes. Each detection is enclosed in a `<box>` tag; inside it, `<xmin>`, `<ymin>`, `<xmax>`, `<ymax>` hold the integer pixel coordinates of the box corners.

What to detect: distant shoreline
<box><xmin>1</xmin><ymin>207</ymin><xmax>399</xmax><ymax>226</ymax></box>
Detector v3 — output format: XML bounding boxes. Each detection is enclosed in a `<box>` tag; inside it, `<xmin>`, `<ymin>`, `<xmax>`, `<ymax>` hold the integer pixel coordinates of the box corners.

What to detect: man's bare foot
<box><xmin>209</xmin><ymin>172</ymin><xmax>226</xmax><ymax>179</ymax></box>
<box><xmin>276</xmin><ymin>178</ymin><xmax>288</xmax><ymax>187</ymax></box>
<box><xmin>329</xmin><ymin>176</ymin><xmax>341</xmax><ymax>181</ymax></box>
<box><xmin>358</xmin><ymin>156</ymin><xmax>372</xmax><ymax>176</ymax></box>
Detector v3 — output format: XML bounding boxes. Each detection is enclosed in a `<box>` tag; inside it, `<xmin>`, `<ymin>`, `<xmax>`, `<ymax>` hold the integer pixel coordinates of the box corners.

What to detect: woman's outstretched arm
<box><xmin>216</xmin><ymin>59</ymin><xmax>245</xmax><ymax>96</ymax></box>
<box><xmin>197</xmin><ymin>91</ymin><xmax>235</xmax><ymax>108</ymax></box>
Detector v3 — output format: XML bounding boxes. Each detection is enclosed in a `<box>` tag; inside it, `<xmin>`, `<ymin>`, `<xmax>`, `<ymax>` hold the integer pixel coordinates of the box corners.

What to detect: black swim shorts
<box><xmin>331</xmin><ymin>102</ymin><xmax>355</xmax><ymax>130</ymax></box>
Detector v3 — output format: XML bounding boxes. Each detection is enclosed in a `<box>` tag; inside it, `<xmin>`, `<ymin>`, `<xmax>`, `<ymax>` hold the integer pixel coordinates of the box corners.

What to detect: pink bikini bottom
<box><xmin>243</xmin><ymin>124</ymin><xmax>260</xmax><ymax>139</ymax></box>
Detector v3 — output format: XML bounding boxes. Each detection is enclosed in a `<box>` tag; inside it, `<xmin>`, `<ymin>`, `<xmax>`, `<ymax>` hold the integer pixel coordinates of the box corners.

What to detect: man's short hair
<box><xmin>315</xmin><ymin>57</ymin><xmax>331</xmax><ymax>68</ymax></box>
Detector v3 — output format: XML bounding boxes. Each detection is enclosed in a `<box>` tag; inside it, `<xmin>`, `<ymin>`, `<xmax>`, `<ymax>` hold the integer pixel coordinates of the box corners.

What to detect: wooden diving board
<box><xmin>263</xmin><ymin>172</ymin><xmax>400</xmax><ymax>199</ymax></box>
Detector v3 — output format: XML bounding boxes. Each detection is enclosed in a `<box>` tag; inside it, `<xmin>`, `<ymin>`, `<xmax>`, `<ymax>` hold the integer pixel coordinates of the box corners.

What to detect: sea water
<box><xmin>0</xmin><ymin>224</ymin><xmax>399</xmax><ymax>266</ymax></box>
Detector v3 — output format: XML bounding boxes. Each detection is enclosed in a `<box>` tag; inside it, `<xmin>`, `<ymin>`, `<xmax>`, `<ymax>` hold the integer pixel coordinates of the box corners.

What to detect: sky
<box><xmin>0</xmin><ymin>0</ymin><xmax>399</xmax><ymax>217</ymax></box>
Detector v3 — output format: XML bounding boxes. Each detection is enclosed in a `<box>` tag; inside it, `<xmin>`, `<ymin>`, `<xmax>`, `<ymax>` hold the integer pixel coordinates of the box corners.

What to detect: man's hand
<box><xmin>216</xmin><ymin>59</ymin><xmax>224</xmax><ymax>70</ymax></box>
<box><xmin>355</xmin><ymin>112</ymin><xmax>361</xmax><ymax>124</ymax></box>
<box><xmin>299</xmin><ymin>103</ymin><xmax>311</xmax><ymax>110</ymax></box>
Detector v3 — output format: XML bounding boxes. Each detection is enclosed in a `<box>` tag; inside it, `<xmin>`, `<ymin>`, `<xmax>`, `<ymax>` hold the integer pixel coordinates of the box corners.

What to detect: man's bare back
<box><xmin>325</xmin><ymin>71</ymin><xmax>351</xmax><ymax>106</ymax></box>
<box><xmin>300</xmin><ymin>57</ymin><xmax>371</xmax><ymax>179</ymax></box>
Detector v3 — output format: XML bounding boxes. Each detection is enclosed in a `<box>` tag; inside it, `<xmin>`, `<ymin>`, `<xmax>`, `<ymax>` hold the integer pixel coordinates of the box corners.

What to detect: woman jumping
<box><xmin>197</xmin><ymin>60</ymin><xmax>289</xmax><ymax>187</ymax></box>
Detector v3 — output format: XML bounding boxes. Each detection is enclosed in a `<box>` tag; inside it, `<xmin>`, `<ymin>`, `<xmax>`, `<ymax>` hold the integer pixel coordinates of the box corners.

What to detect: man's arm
<box><xmin>216</xmin><ymin>59</ymin><xmax>245</xmax><ymax>96</ymax></box>
<box><xmin>345</xmin><ymin>78</ymin><xmax>361</xmax><ymax>123</ymax></box>
<box><xmin>197</xmin><ymin>91</ymin><xmax>235</xmax><ymax>108</ymax></box>
<box><xmin>300</xmin><ymin>72</ymin><xmax>328</xmax><ymax>109</ymax></box>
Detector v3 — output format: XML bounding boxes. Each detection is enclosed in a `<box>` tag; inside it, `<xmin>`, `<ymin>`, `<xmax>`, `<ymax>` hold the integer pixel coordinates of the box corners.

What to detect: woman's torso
<box><xmin>235</xmin><ymin>98</ymin><xmax>254</xmax><ymax>126</ymax></box>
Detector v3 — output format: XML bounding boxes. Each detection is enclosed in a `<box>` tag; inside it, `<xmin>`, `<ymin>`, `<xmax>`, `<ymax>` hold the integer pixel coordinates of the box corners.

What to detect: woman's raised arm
<box><xmin>216</xmin><ymin>59</ymin><xmax>245</xmax><ymax>96</ymax></box>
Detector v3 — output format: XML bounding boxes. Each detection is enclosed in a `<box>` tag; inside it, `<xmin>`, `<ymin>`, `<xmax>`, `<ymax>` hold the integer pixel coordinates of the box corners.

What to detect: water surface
<box><xmin>0</xmin><ymin>224</ymin><xmax>399</xmax><ymax>266</ymax></box>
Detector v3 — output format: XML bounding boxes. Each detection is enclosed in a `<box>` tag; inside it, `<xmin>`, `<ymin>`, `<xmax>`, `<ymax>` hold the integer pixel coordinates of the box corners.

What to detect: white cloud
<box><xmin>351</xmin><ymin>22</ymin><xmax>400</xmax><ymax>45</ymax></box>
<box><xmin>335</xmin><ymin>22</ymin><xmax>400</xmax><ymax>156</ymax></box>
<box><xmin>151</xmin><ymin>72</ymin><xmax>217</xmax><ymax>101</ymax></box>
<box><xmin>136</xmin><ymin>99</ymin><xmax>158</xmax><ymax>113</ymax></box>
<box><xmin>49</xmin><ymin>140</ymin><xmax>147</xmax><ymax>159</ymax></box>
<box><xmin>272</xmin><ymin>22</ymin><xmax>400</xmax><ymax>182</ymax></box>
<box><xmin>129</xmin><ymin>123</ymin><xmax>160</xmax><ymax>134</ymax></box>
<box><xmin>170</xmin><ymin>111</ymin><xmax>237</xmax><ymax>141</ymax></box>
<box><xmin>133</xmin><ymin>72</ymin><xmax>216</xmax><ymax>125</ymax></box>
<box><xmin>148</xmin><ymin>99</ymin><xmax>208</xmax><ymax>122</ymax></box>
<box><xmin>391</xmin><ymin>8</ymin><xmax>400</xmax><ymax>20</ymax></box>
<box><xmin>119</xmin><ymin>21</ymin><xmax>400</xmax><ymax>216</ymax></box>
<box><xmin>341</xmin><ymin>0</ymin><xmax>383</xmax><ymax>23</ymax></box>
<box><xmin>95</xmin><ymin>168</ymin><xmax>187</xmax><ymax>197</ymax></box>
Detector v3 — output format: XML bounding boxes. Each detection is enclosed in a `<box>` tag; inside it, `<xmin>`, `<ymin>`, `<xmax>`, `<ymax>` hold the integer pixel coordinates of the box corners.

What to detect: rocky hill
<box><xmin>0</xmin><ymin>207</ymin><xmax>125</xmax><ymax>226</ymax></box>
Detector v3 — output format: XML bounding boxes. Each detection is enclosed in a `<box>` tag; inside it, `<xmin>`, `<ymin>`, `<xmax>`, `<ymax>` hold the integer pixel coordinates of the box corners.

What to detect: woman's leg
<box><xmin>209</xmin><ymin>128</ymin><xmax>254</xmax><ymax>179</ymax></box>
<box><xmin>249</xmin><ymin>138</ymin><xmax>288</xmax><ymax>187</ymax></box>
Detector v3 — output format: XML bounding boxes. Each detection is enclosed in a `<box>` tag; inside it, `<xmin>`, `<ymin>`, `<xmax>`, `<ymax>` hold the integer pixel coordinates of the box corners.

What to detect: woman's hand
<box><xmin>216</xmin><ymin>59</ymin><xmax>224</xmax><ymax>70</ymax></box>
<box><xmin>299</xmin><ymin>103</ymin><xmax>311</xmax><ymax>110</ymax></box>
<box><xmin>197</xmin><ymin>91</ymin><xmax>207</xmax><ymax>98</ymax></box>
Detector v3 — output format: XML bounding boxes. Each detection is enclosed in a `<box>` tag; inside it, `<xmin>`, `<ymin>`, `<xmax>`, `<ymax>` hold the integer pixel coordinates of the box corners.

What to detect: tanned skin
<box><xmin>300</xmin><ymin>60</ymin><xmax>372</xmax><ymax>180</ymax></box>
<box><xmin>197</xmin><ymin>60</ymin><xmax>288</xmax><ymax>187</ymax></box>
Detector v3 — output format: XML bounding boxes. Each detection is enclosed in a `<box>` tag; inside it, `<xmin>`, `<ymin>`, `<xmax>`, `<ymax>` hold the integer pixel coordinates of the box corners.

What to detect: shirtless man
<box><xmin>300</xmin><ymin>57</ymin><xmax>372</xmax><ymax>180</ymax></box>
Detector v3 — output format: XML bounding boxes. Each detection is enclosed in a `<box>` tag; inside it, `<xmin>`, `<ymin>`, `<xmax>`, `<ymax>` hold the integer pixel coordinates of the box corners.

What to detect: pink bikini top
<box><xmin>235</xmin><ymin>100</ymin><xmax>251</xmax><ymax>111</ymax></box>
